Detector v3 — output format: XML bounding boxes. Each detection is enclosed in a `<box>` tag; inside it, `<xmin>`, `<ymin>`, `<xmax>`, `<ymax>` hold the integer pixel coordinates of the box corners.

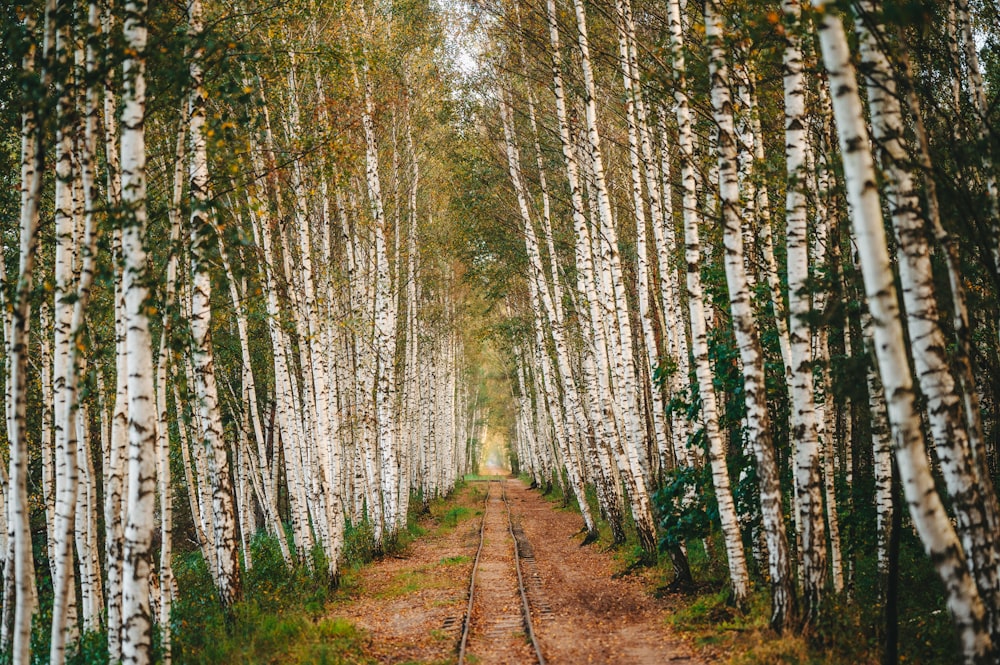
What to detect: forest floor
<box><xmin>326</xmin><ymin>478</ymin><xmax>704</xmax><ymax>664</ymax></box>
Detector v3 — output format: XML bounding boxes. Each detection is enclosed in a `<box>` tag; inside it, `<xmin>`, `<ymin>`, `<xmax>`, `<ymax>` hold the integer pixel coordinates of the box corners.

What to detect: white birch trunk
<box><xmin>815</xmin><ymin>3</ymin><xmax>993</xmax><ymax>658</ymax></box>
<box><xmin>105</xmin><ymin>5</ymin><xmax>127</xmax><ymax>639</ymax></box>
<box><xmin>40</xmin><ymin>303</ymin><xmax>56</xmax><ymax>574</ymax></box>
<box><xmin>855</xmin><ymin>0</ymin><xmax>1000</xmax><ymax>634</ymax></box>
<box><xmin>783</xmin><ymin>0</ymin><xmax>827</xmax><ymax>616</ymax></box>
<box><xmin>540</xmin><ymin>0</ymin><xmax>627</xmax><ymax>538</ymax></box>
<box><xmin>499</xmin><ymin>92</ymin><xmax>598</xmax><ymax>536</ymax></box>
<box><xmin>569</xmin><ymin>0</ymin><xmax>657</xmax><ymax>552</ymax></box>
<box><xmin>668</xmin><ymin>0</ymin><xmax>749</xmax><ymax>594</ymax></box>
<box><xmin>103</xmin><ymin>8</ymin><xmax>128</xmax><ymax>643</ymax></box>
<box><xmin>654</xmin><ymin>109</ymin><xmax>692</xmax><ymax>469</ymax></box>
<box><xmin>50</xmin><ymin>12</ymin><xmax>82</xmax><ymax>657</ymax></box>
<box><xmin>119</xmin><ymin>0</ymin><xmax>158</xmax><ymax>658</ymax></box>
<box><xmin>154</xmin><ymin>116</ymin><xmax>187</xmax><ymax>665</ymax></box>
<box><xmin>359</xmin><ymin>55</ymin><xmax>400</xmax><ymax>544</ymax></box>
<box><xmin>6</xmin><ymin>9</ymin><xmax>47</xmax><ymax>662</ymax></box>
<box><xmin>188</xmin><ymin>0</ymin><xmax>242</xmax><ymax>607</ymax></box>
<box><xmin>75</xmin><ymin>3</ymin><xmax>105</xmax><ymax>627</ymax></box>
<box><xmin>219</xmin><ymin>226</ymin><xmax>291</xmax><ymax>566</ymax></box>
<box><xmin>612</xmin><ymin>0</ymin><xmax>672</xmax><ymax>480</ymax></box>
<box><xmin>286</xmin><ymin>61</ymin><xmax>344</xmax><ymax>569</ymax></box>
<box><xmin>810</xmin><ymin>86</ymin><xmax>845</xmax><ymax>594</ymax></box>
<box><xmin>706</xmin><ymin>1</ymin><xmax>793</xmax><ymax>623</ymax></box>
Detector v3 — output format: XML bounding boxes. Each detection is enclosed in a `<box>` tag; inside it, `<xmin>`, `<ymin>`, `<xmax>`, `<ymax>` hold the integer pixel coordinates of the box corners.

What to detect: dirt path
<box><xmin>333</xmin><ymin>485</ymin><xmax>484</xmax><ymax>664</ymax></box>
<box><xmin>330</xmin><ymin>479</ymin><xmax>705</xmax><ymax>664</ymax></box>
<box><xmin>507</xmin><ymin>480</ymin><xmax>702</xmax><ymax>664</ymax></box>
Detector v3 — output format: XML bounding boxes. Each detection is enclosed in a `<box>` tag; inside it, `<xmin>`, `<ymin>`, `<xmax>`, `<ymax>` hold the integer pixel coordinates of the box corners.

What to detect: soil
<box><xmin>506</xmin><ymin>479</ymin><xmax>703</xmax><ymax>664</ymax></box>
<box><xmin>329</xmin><ymin>478</ymin><xmax>707</xmax><ymax>664</ymax></box>
<box><xmin>332</xmin><ymin>485</ymin><xmax>485</xmax><ymax>664</ymax></box>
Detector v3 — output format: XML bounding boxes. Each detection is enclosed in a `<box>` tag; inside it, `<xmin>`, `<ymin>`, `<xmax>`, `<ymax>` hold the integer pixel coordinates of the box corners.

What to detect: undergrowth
<box><xmin>168</xmin><ymin>483</ymin><xmax>478</xmax><ymax>664</ymax></box>
<box><xmin>32</xmin><ymin>485</ymin><xmax>476</xmax><ymax>665</ymax></box>
<box><xmin>650</xmin><ymin>502</ymin><xmax>958</xmax><ymax>664</ymax></box>
<box><xmin>170</xmin><ymin>531</ymin><xmax>374</xmax><ymax>664</ymax></box>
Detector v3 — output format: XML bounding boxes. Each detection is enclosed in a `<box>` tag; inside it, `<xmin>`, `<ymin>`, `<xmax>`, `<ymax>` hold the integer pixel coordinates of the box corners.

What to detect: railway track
<box><xmin>458</xmin><ymin>479</ymin><xmax>546</xmax><ymax>665</ymax></box>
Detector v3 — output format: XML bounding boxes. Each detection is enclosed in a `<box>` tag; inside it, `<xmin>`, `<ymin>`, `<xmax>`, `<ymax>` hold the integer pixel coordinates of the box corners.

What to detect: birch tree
<box><xmin>119</xmin><ymin>0</ymin><xmax>159</xmax><ymax>659</ymax></box>
<box><xmin>855</xmin><ymin>0</ymin><xmax>1000</xmax><ymax>637</ymax></box>
<box><xmin>783</xmin><ymin>0</ymin><xmax>827</xmax><ymax>617</ymax></box>
<box><xmin>815</xmin><ymin>1</ymin><xmax>993</xmax><ymax>658</ymax></box>
<box><xmin>5</xmin><ymin>6</ymin><xmax>49</xmax><ymax>662</ymax></box>
<box><xmin>706</xmin><ymin>0</ymin><xmax>793</xmax><ymax>625</ymax></box>
<box><xmin>188</xmin><ymin>0</ymin><xmax>242</xmax><ymax>607</ymax></box>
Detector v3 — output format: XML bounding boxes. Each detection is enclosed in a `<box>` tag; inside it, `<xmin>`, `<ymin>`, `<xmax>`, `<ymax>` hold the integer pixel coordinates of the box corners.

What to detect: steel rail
<box><xmin>457</xmin><ymin>480</ymin><xmax>493</xmax><ymax>665</ymax></box>
<box><xmin>501</xmin><ymin>479</ymin><xmax>546</xmax><ymax>665</ymax></box>
<box><xmin>457</xmin><ymin>479</ymin><xmax>545</xmax><ymax>665</ymax></box>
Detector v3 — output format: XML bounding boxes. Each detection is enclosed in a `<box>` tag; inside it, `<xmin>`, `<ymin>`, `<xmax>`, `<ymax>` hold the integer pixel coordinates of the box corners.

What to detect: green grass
<box><xmin>15</xmin><ymin>483</ymin><xmax>498</xmax><ymax>664</ymax></box>
<box><xmin>440</xmin><ymin>555</ymin><xmax>470</xmax><ymax>566</ymax></box>
<box><xmin>176</xmin><ymin>607</ymin><xmax>373</xmax><ymax>665</ymax></box>
<box><xmin>375</xmin><ymin>565</ymin><xmax>455</xmax><ymax>599</ymax></box>
<box><xmin>440</xmin><ymin>506</ymin><xmax>471</xmax><ymax>528</ymax></box>
<box><xmin>463</xmin><ymin>473</ymin><xmax>508</xmax><ymax>481</ymax></box>
<box><xmin>167</xmin><ymin>486</ymin><xmax>481</xmax><ymax>664</ymax></box>
<box><xmin>653</xmin><ymin>531</ymin><xmax>957</xmax><ymax>664</ymax></box>
<box><xmin>169</xmin><ymin>535</ymin><xmax>369</xmax><ymax>664</ymax></box>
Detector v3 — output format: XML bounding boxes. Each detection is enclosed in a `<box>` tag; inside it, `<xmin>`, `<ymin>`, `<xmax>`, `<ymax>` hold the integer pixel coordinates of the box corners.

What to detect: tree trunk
<box><xmin>5</xmin><ymin>8</ymin><xmax>48</xmax><ymax>662</ymax></box>
<box><xmin>783</xmin><ymin>0</ymin><xmax>827</xmax><ymax>619</ymax></box>
<box><xmin>188</xmin><ymin>0</ymin><xmax>242</xmax><ymax>607</ymax></box>
<box><xmin>668</xmin><ymin>0</ymin><xmax>750</xmax><ymax>599</ymax></box>
<box><xmin>814</xmin><ymin>2</ymin><xmax>993</xmax><ymax>659</ymax></box>
<box><xmin>855</xmin><ymin>1</ymin><xmax>1000</xmax><ymax>638</ymax></box>
<box><xmin>707</xmin><ymin>0</ymin><xmax>793</xmax><ymax>624</ymax></box>
<box><xmin>119</xmin><ymin>0</ymin><xmax>159</xmax><ymax>659</ymax></box>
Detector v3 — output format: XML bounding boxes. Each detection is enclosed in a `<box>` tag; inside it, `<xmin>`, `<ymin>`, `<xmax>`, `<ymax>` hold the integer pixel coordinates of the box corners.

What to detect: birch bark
<box><xmin>783</xmin><ymin>0</ymin><xmax>827</xmax><ymax>617</ymax></box>
<box><xmin>7</xmin><ymin>8</ymin><xmax>48</xmax><ymax>662</ymax></box>
<box><xmin>355</xmin><ymin>33</ymin><xmax>399</xmax><ymax>544</ymax></box>
<box><xmin>189</xmin><ymin>0</ymin><xmax>242</xmax><ymax>606</ymax></box>
<box><xmin>810</xmin><ymin>86</ymin><xmax>844</xmax><ymax>593</ymax></box>
<box><xmin>569</xmin><ymin>0</ymin><xmax>657</xmax><ymax>553</ymax></box>
<box><xmin>667</xmin><ymin>0</ymin><xmax>749</xmax><ymax>595</ymax></box>
<box><xmin>119</xmin><ymin>0</ymin><xmax>159</xmax><ymax>658</ymax></box>
<box><xmin>40</xmin><ymin>302</ymin><xmax>55</xmax><ymax>574</ymax></box>
<box><xmin>51</xmin><ymin>9</ymin><xmax>84</xmax><ymax>655</ymax></box>
<box><xmin>154</xmin><ymin>117</ymin><xmax>187</xmax><ymax>665</ymax></box>
<box><xmin>104</xmin><ymin>2</ymin><xmax>127</xmax><ymax>650</ymax></box>
<box><xmin>612</xmin><ymin>0</ymin><xmax>672</xmax><ymax>479</ymax></box>
<box><xmin>855</xmin><ymin>0</ymin><xmax>1000</xmax><ymax>635</ymax></box>
<box><xmin>815</xmin><ymin>3</ymin><xmax>993</xmax><ymax>659</ymax></box>
<box><xmin>218</xmin><ymin>223</ymin><xmax>291</xmax><ymax>566</ymax></box>
<box><xmin>499</xmin><ymin>91</ymin><xmax>598</xmax><ymax>537</ymax></box>
<box><xmin>654</xmin><ymin>110</ymin><xmax>692</xmax><ymax>469</ymax></box>
<box><xmin>540</xmin><ymin>0</ymin><xmax>627</xmax><ymax>539</ymax></box>
<box><xmin>286</xmin><ymin>60</ymin><xmax>344</xmax><ymax>567</ymax></box>
<box><xmin>706</xmin><ymin>1</ymin><xmax>793</xmax><ymax>623</ymax></box>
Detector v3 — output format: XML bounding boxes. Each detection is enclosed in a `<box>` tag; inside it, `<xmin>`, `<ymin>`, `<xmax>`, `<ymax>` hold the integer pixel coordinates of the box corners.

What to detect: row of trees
<box><xmin>0</xmin><ymin>0</ymin><xmax>480</xmax><ymax>663</ymax></box>
<box><xmin>461</xmin><ymin>0</ymin><xmax>1000</xmax><ymax>660</ymax></box>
